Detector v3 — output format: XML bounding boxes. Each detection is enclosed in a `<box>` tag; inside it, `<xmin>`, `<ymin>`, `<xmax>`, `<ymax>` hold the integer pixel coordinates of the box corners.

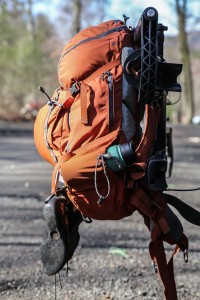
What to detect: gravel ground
<box><xmin>0</xmin><ymin>122</ymin><xmax>200</xmax><ymax>300</ymax></box>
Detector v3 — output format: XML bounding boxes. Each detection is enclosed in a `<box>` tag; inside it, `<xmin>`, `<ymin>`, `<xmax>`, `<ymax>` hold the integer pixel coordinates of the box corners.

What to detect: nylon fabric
<box><xmin>61</xmin><ymin>130</ymin><xmax>135</xmax><ymax>220</ymax></box>
<box><xmin>149</xmin><ymin>239</ymin><xmax>178</xmax><ymax>300</ymax></box>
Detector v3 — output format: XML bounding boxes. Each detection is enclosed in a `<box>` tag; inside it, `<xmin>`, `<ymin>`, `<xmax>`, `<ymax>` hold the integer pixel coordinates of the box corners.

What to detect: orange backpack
<box><xmin>34</xmin><ymin>19</ymin><xmax>146</xmax><ymax>220</ymax></box>
<box><xmin>34</xmin><ymin>16</ymin><xmax>199</xmax><ymax>300</ymax></box>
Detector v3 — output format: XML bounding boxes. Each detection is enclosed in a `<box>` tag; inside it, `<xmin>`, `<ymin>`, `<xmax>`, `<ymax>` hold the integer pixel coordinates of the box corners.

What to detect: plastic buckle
<box><xmin>81</xmin><ymin>214</ymin><xmax>92</xmax><ymax>223</ymax></box>
<box><xmin>69</xmin><ymin>82</ymin><xmax>81</xmax><ymax>97</ymax></box>
<box><xmin>152</xmin><ymin>260</ymin><xmax>158</xmax><ymax>273</ymax></box>
<box><xmin>146</xmin><ymin>151</ymin><xmax>168</xmax><ymax>191</ymax></box>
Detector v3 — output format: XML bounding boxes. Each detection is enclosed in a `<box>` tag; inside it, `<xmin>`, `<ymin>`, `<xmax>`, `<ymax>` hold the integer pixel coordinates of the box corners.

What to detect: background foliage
<box><xmin>0</xmin><ymin>0</ymin><xmax>199</xmax><ymax>122</ymax></box>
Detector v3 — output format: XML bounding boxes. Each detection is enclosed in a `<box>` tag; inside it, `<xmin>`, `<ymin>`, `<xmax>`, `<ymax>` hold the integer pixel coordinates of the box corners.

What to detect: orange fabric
<box><xmin>61</xmin><ymin>130</ymin><xmax>135</xmax><ymax>220</ymax></box>
<box><xmin>67</xmin><ymin>64</ymin><xmax>124</xmax><ymax>153</ymax></box>
<box><xmin>34</xmin><ymin>20</ymin><xmax>132</xmax><ymax>221</ymax></box>
<box><xmin>149</xmin><ymin>239</ymin><xmax>178</xmax><ymax>300</ymax></box>
<box><xmin>59</xmin><ymin>90</ymin><xmax>75</xmax><ymax>107</ymax></box>
<box><xmin>51</xmin><ymin>152</ymin><xmax>74</xmax><ymax>194</ymax></box>
<box><xmin>34</xmin><ymin>20</ymin><xmax>129</xmax><ymax>164</ymax></box>
<box><xmin>136</xmin><ymin>104</ymin><xmax>160</xmax><ymax>162</ymax></box>
<box><xmin>58</xmin><ymin>20</ymin><xmax>127</xmax><ymax>89</ymax></box>
<box><xmin>84</xmin><ymin>57</ymin><xmax>121</xmax><ymax>85</ymax></box>
<box><xmin>80</xmin><ymin>81</ymin><xmax>89</xmax><ymax>124</ymax></box>
<box><xmin>34</xmin><ymin>105</ymin><xmax>56</xmax><ymax>166</ymax></box>
<box><xmin>80</xmin><ymin>57</ymin><xmax>121</xmax><ymax>124</ymax></box>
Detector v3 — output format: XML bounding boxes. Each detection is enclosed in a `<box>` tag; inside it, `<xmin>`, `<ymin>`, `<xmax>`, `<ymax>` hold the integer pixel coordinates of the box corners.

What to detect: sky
<box><xmin>107</xmin><ymin>0</ymin><xmax>178</xmax><ymax>35</ymax></box>
<box><xmin>35</xmin><ymin>0</ymin><xmax>200</xmax><ymax>36</ymax></box>
<box><xmin>35</xmin><ymin>0</ymin><xmax>176</xmax><ymax>34</ymax></box>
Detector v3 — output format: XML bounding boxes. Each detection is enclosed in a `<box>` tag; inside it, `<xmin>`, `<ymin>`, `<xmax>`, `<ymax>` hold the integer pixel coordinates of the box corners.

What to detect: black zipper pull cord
<box><xmin>38</xmin><ymin>86</ymin><xmax>52</xmax><ymax>102</ymax></box>
<box><xmin>39</xmin><ymin>86</ymin><xmax>63</xmax><ymax>107</ymax></box>
<box><xmin>123</xmin><ymin>14</ymin><xmax>130</xmax><ymax>26</ymax></box>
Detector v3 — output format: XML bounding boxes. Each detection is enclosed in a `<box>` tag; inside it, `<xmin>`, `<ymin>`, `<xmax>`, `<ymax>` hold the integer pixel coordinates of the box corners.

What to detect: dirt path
<box><xmin>0</xmin><ymin>122</ymin><xmax>200</xmax><ymax>300</ymax></box>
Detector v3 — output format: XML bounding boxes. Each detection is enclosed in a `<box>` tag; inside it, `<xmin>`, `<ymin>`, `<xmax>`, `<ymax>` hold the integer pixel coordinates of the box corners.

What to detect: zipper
<box><xmin>102</xmin><ymin>71</ymin><xmax>114</xmax><ymax>131</ymax></box>
<box><xmin>58</xmin><ymin>25</ymin><xmax>127</xmax><ymax>80</ymax></box>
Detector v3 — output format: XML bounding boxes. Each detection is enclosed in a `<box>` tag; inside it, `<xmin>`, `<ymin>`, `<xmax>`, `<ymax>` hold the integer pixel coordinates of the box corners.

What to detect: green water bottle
<box><xmin>106</xmin><ymin>141</ymin><xmax>136</xmax><ymax>172</ymax></box>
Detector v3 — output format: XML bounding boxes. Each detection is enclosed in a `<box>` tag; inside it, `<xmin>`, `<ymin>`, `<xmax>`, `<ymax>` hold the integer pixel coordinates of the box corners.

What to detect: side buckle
<box><xmin>69</xmin><ymin>82</ymin><xmax>81</xmax><ymax>97</ymax></box>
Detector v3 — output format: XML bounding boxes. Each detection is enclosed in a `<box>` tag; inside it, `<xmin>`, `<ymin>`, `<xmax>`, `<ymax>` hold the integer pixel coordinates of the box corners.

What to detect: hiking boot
<box><xmin>67</xmin><ymin>205</ymin><xmax>83</xmax><ymax>261</ymax></box>
<box><xmin>40</xmin><ymin>193</ymin><xmax>83</xmax><ymax>276</ymax></box>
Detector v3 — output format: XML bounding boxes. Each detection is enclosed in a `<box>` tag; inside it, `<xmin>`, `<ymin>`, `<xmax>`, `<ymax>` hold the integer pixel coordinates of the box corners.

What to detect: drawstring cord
<box><xmin>94</xmin><ymin>154</ymin><xmax>111</xmax><ymax>206</ymax></box>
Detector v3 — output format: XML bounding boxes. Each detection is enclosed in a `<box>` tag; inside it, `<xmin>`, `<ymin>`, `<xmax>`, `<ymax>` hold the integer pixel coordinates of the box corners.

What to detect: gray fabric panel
<box><xmin>150</xmin><ymin>205</ymin><xmax>183</xmax><ymax>243</ymax></box>
<box><xmin>166</xmin><ymin>205</ymin><xmax>183</xmax><ymax>242</ymax></box>
<box><xmin>121</xmin><ymin>47</ymin><xmax>144</xmax><ymax>141</ymax></box>
<box><xmin>121</xmin><ymin>47</ymin><xmax>138</xmax><ymax>115</ymax></box>
<box><xmin>122</xmin><ymin>103</ymin><xmax>136</xmax><ymax>141</ymax></box>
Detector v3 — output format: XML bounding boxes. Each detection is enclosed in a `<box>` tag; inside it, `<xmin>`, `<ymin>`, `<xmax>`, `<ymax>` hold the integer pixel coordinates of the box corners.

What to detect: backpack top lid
<box><xmin>58</xmin><ymin>20</ymin><xmax>133</xmax><ymax>90</ymax></box>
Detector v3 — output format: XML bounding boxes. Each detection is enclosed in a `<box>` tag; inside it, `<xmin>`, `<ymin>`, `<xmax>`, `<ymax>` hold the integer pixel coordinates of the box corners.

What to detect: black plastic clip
<box><xmin>123</xmin><ymin>14</ymin><xmax>130</xmax><ymax>25</ymax></box>
<box><xmin>152</xmin><ymin>260</ymin><xmax>158</xmax><ymax>273</ymax></box>
<box><xmin>81</xmin><ymin>214</ymin><xmax>92</xmax><ymax>223</ymax></box>
<box><xmin>146</xmin><ymin>151</ymin><xmax>168</xmax><ymax>191</ymax></box>
<box><xmin>97</xmin><ymin>196</ymin><xmax>104</xmax><ymax>206</ymax></box>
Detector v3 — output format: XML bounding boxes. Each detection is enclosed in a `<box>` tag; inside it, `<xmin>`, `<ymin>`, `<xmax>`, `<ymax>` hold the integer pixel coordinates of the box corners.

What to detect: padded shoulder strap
<box><xmin>135</xmin><ymin>104</ymin><xmax>160</xmax><ymax>162</ymax></box>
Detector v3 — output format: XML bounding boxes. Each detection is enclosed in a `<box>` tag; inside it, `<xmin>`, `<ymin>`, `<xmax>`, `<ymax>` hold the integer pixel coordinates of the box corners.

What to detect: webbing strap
<box><xmin>149</xmin><ymin>239</ymin><xmax>178</xmax><ymax>300</ymax></box>
<box><xmin>135</xmin><ymin>104</ymin><xmax>161</xmax><ymax>162</ymax></box>
<box><xmin>165</xmin><ymin>193</ymin><xmax>200</xmax><ymax>226</ymax></box>
<box><xmin>130</xmin><ymin>189</ymin><xmax>170</xmax><ymax>239</ymax></box>
<box><xmin>57</xmin><ymin>90</ymin><xmax>74</xmax><ymax>106</ymax></box>
<box><xmin>128</xmin><ymin>162</ymin><xmax>146</xmax><ymax>181</ymax></box>
<box><xmin>80</xmin><ymin>57</ymin><xmax>121</xmax><ymax>124</ymax></box>
<box><xmin>80</xmin><ymin>81</ymin><xmax>89</xmax><ymax>124</ymax></box>
<box><xmin>51</xmin><ymin>152</ymin><xmax>74</xmax><ymax>194</ymax></box>
<box><xmin>132</xmin><ymin>189</ymin><xmax>189</xmax><ymax>300</ymax></box>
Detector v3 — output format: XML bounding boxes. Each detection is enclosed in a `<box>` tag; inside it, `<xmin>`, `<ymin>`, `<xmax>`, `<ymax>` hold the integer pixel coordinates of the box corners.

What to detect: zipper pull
<box><xmin>123</xmin><ymin>14</ymin><xmax>130</xmax><ymax>26</ymax></box>
<box><xmin>101</xmin><ymin>71</ymin><xmax>111</xmax><ymax>81</ymax></box>
<box><xmin>38</xmin><ymin>86</ymin><xmax>63</xmax><ymax>107</ymax></box>
<box><xmin>38</xmin><ymin>86</ymin><xmax>52</xmax><ymax>103</ymax></box>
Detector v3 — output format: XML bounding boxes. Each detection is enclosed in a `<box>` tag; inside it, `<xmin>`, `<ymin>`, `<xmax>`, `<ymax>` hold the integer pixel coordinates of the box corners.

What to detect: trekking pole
<box><xmin>124</xmin><ymin>7</ymin><xmax>183</xmax><ymax>190</ymax></box>
<box><xmin>134</xmin><ymin>7</ymin><xmax>158</xmax><ymax>104</ymax></box>
<box><xmin>156</xmin><ymin>24</ymin><xmax>168</xmax><ymax>154</ymax></box>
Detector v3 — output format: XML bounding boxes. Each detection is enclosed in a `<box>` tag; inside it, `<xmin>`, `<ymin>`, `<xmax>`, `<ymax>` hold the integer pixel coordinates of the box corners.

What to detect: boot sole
<box><xmin>40</xmin><ymin>196</ymin><xmax>68</xmax><ymax>276</ymax></box>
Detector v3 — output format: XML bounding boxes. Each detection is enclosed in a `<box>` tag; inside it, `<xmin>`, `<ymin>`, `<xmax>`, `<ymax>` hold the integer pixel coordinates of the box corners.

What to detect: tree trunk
<box><xmin>27</xmin><ymin>0</ymin><xmax>36</xmax><ymax>41</ymax></box>
<box><xmin>176</xmin><ymin>0</ymin><xmax>194</xmax><ymax>123</ymax></box>
<box><xmin>73</xmin><ymin>0</ymin><xmax>82</xmax><ymax>35</ymax></box>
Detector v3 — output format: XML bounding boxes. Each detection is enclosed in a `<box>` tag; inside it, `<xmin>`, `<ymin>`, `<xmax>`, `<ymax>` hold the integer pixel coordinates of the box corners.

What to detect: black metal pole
<box><xmin>156</xmin><ymin>24</ymin><xmax>168</xmax><ymax>153</ymax></box>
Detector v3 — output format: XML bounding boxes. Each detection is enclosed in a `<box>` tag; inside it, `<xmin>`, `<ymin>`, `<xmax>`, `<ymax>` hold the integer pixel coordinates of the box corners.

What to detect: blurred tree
<box><xmin>0</xmin><ymin>0</ymin><xmax>59</xmax><ymax>119</ymax></box>
<box><xmin>73</xmin><ymin>0</ymin><xmax>82</xmax><ymax>35</ymax></box>
<box><xmin>59</xmin><ymin>0</ymin><xmax>109</xmax><ymax>40</ymax></box>
<box><xmin>175</xmin><ymin>0</ymin><xmax>194</xmax><ymax>123</ymax></box>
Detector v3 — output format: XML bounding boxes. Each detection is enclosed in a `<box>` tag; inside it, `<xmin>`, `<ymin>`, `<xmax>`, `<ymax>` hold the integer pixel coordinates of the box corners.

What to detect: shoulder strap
<box><xmin>149</xmin><ymin>239</ymin><xmax>178</xmax><ymax>300</ymax></box>
<box><xmin>131</xmin><ymin>188</ymin><xmax>188</xmax><ymax>300</ymax></box>
<box><xmin>165</xmin><ymin>193</ymin><xmax>200</xmax><ymax>226</ymax></box>
<box><xmin>135</xmin><ymin>103</ymin><xmax>161</xmax><ymax>162</ymax></box>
